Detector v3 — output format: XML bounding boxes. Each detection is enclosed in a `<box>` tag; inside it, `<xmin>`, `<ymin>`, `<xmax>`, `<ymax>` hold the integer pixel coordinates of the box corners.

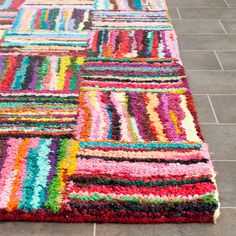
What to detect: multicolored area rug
<box><xmin>0</xmin><ymin>0</ymin><xmax>220</xmax><ymax>223</ymax></box>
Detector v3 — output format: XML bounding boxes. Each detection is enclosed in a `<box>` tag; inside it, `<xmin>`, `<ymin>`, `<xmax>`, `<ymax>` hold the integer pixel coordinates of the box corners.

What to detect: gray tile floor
<box><xmin>1</xmin><ymin>1</ymin><xmax>236</xmax><ymax>235</ymax></box>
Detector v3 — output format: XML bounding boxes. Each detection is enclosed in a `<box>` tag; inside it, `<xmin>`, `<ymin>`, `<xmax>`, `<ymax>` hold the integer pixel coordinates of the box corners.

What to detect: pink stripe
<box><xmin>0</xmin><ymin>138</ymin><xmax>22</xmax><ymax>208</ymax></box>
<box><xmin>82</xmin><ymin>81</ymin><xmax>184</xmax><ymax>89</ymax></box>
<box><xmin>70</xmin><ymin>182</ymin><xmax>216</xmax><ymax>198</ymax></box>
<box><xmin>75</xmin><ymin>158</ymin><xmax>214</xmax><ymax>178</ymax></box>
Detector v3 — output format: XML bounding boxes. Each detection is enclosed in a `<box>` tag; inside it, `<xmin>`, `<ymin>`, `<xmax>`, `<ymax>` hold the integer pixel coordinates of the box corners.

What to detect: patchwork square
<box><xmin>76</xmin><ymin>90</ymin><xmax>202</xmax><ymax>143</ymax></box>
<box><xmin>0</xmin><ymin>92</ymin><xmax>78</xmax><ymax>137</ymax></box>
<box><xmin>0</xmin><ymin>54</ymin><xmax>84</xmax><ymax>91</ymax></box>
<box><xmin>90</xmin><ymin>10</ymin><xmax>172</xmax><ymax>30</ymax></box>
<box><xmin>93</xmin><ymin>0</ymin><xmax>168</xmax><ymax>11</ymax></box>
<box><xmin>1</xmin><ymin>4</ymin><xmax>90</xmax><ymax>53</ymax></box>
<box><xmin>87</xmin><ymin>30</ymin><xmax>180</xmax><ymax>59</ymax></box>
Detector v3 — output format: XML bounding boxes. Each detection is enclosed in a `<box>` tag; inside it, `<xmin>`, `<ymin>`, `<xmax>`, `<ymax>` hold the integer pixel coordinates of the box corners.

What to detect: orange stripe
<box><xmin>6</xmin><ymin>139</ymin><xmax>30</xmax><ymax>211</ymax></box>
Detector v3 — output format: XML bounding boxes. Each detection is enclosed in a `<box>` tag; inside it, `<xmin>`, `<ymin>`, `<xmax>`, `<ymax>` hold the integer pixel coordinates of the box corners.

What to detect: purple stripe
<box><xmin>158</xmin><ymin>93</ymin><xmax>182</xmax><ymax>142</ymax></box>
<box><xmin>0</xmin><ymin>55</ymin><xmax>5</xmax><ymax>76</ymax></box>
<box><xmin>168</xmin><ymin>94</ymin><xmax>187</xmax><ymax>140</ymax></box>
<box><xmin>127</xmin><ymin>92</ymin><xmax>155</xmax><ymax>141</ymax></box>
<box><xmin>28</xmin><ymin>58</ymin><xmax>41</xmax><ymax>90</ymax></box>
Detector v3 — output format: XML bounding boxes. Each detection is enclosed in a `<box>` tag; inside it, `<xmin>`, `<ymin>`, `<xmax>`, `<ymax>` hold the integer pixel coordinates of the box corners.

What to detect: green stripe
<box><xmin>79</xmin><ymin>141</ymin><xmax>201</xmax><ymax>150</ymax></box>
<box><xmin>70</xmin><ymin>193</ymin><xmax>218</xmax><ymax>205</ymax></box>
<box><xmin>45</xmin><ymin>139</ymin><xmax>69</xmax><ymax>213</ymax></box>
<box><xmin>0</xmin><ymin>102</ymin><xmax>77</xmax><ymax>108</ymax></box>
<box><xmin>86</xmin><ymin>58</ymin><xmax>177</xmax><ymax>63</ymax></box>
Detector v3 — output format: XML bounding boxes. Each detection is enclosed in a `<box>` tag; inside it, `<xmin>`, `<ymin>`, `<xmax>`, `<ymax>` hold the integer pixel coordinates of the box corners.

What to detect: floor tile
<box><xmin>193</xmin><ymin>95</ymin><xmax>216</xmax><ymax>123</ymax></box>
<box><xmin>96</xmin><ymin>209</ymin><xmax>236</xmax><ymax>236</ymax></box>
<box><xmin>226</xmin><ymin>0</ymin><xmax>236</xmax><ymax>7</ymax></box>
<box><xmin>168</xmin><ymin>7</ymin><xmax>180</xmax><ymax>19</ymax></box>
<box><xmin>201</xmin><ymin>124</ymin><xmax>236</xmax><ymax>160</ymax></box>
<box><xmin>0</xmin><ymin>223</ymin><xmax>94</xmax><ymax>236</ymax></box>
<box><xmin>216</xmin><ymin>51</ymin><xmax>236</xmax><ymax>70</ymax></box>
<box><xmin>221</xmin><ymin>20</ymin><xmax>236</xmax><ymax>33</ymax></box>
<box><xmin>178</xmin><ymin>35</ymin><xmax>236</xmax><ymax>50</ymax></box>
<box><xmin>180</xmin><ymin>50</ymin><xmax>221</xmax><ymax>70</ymax></box>
<box><xmin>166</xmin><ymin>0</ymin><xmax>227</xmax><ymax>7</ymax></box>
<box><xmin>187</xmin><ymin>71</ymin><xmax>236</xmax><ymax>94</ymax></box>
<box><xmin>214</xmin><ymin>162</ymin><xmax>236</xmax><ymax>207</ymax></box>
<box><xmin>172</xmin><ymin>20</ymin><xmax>225</xmax><ymax>34</ymax></box>
<box><xmin>178</xmin><ymin>8</ymin><xmax>236</xmax><ymax>19</ymax></box>
<box><xmin>210</xmin><ymin>95</ymin><xmax>236</xmax><ymax>122</ymax></box>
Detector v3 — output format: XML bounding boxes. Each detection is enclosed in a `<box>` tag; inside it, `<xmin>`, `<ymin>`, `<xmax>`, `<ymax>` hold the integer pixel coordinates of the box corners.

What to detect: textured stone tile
<box><xmin>214</xmin><ymin>162</ymin><xmax>236</xmax><ymax>207</ymax></box>
<box><xmin>166</xmin><ymin>0</ymin><xmax>227</xmax><ymax>7</ymax></box>
<box><xmin>201</xmin><ymin>124</ymin><xmax>236</xmax><ymax>160</ymax></box>
<box><xmin>178</xmin><ymin>35</ymin><xmax>236</xmax><ymax>50</ymax></box>
<box><xmin>168</xmin><ymin>7</ymin><xmax>180</xmax><ymax>19</ymax></box>
<box><xmin>180</xmin><ymin>50</ymin><xmax>221</xmax><ymax>70</ymax></box>
<box><xmin>221</xmin><ymin>20</ymin><xmax>236</xmax><ymax>33</ymax></box>
<box><xmin>187</xmin><ymin>71</ymin><xmax>236</xmax><ymax>94</ymax></box>
<box><xmin>226</xmin><ymin>0</ymin><xmax>236</xmax><ymax>7</ymax></box>
<box><xmin>0</xmin><ymin>223</ymin><xmax>94</xmax><ymax>236</ymax></box>
<box><xmin>193</xmin><ymin>95</ymin><xmax>216</xmax><ymax>123</ymax></box>
<box><xmin>178</xmin><ymin>8</ymin><xmax>236</xmax><ymax>19</ymax></box>
<box><xmin>172</xmin><ymin>20</ymin><xmax>225</xmax><ymax>34</ymax></box>
<box><xmin>210</xmin><ymin>95</ymin><xmax>236</xmax><ymax>123</ymax></box>
<box><xmin>96</xmin><ymin>209</ymin><xmax>236</xmax><ymax>236</ymax></box>
<box><xmin>216</xmin><ymin>51</ymin><xmax>236</xmax><ymax>70</ymax></box>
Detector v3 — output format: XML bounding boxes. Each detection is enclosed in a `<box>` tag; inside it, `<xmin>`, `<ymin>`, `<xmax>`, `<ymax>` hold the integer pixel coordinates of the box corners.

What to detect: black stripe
<box><xmin>77</xmin><ymin>155</ymin><xmax>209</xmax><ymax>164</ymax></box>
<box><xmin>69</xmin><ymin>200</ymin><xmax>218</xmax><ymax>215</ymax></box>
<box><xmin>83</xmin><ymin>77</ymin><xmax>181</xmax><ymax>83</ymax></box>
<box><xmin>70</xmin><ymin>176</ymin><xmax>213</xmax><ymax>188</ymax></box>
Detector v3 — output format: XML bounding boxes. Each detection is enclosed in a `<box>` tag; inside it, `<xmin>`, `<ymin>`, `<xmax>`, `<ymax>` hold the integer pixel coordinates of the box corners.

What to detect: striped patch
<box><xmin>87</xmin><ymin>30</ymin><xmax>179</xmax><ymax>59</ymax></box>
<box><xmin>0</xmin><ymin>93</ymin><xmax>78</xmax><ymax>137</ymax></box>
<box><xmin>90</xmin><ymin>10</ymin><xmax>172</xmax><ymax>30</ymax></box>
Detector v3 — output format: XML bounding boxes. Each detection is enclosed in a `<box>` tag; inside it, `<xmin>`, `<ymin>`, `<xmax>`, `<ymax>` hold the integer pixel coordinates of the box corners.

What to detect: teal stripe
<box><xmin>11</xmin><ymin>9</ymin><xmax>24</xmax><ymax>30</ymax></box>
<box><xmin>30</xmin><ymin>139</ymin><xmax>52</xmax><ymax>210</ymax></box>
<box><xmin>134</xmin><ymin>0</ymin><xmax>142</xmax><ymax>10</ymax></box>
<box><xmin>92</xmin><ymin>12</ymin><xmax>166</xmax><ymax>16</ymax></box>
<box><xmin>79</xmin><ymin>141</ymin><xmax>202</xmax><ymax>150</ymax></box>
<box><xmin>11</xmin><ymin>56</ymin><xmax>30</xmax><ymax>90</ymax></box>
<box><xmin>6</xmin><ymin>31</ymin><xmax>89</xmax><ymax>37</ymax></box>
<box><xmin>82</xmin><ymin>87</ymin><xmax>185</xmax><ymax>93</ymax></box>
<box><xmin>19</xmin><ymin>139</ymin><xmax>52</xmax><ymax>211</ymax></box>
<box><xmin>92</xmin><ymin>26</ymin><xmax>173</xmax><ymax>30</ymax></box>
<box><xmin>18</xmin><ymin>140</ymin><xmax>41</xmax><ymax>211</ymax></box>
<box><xmin>86</xmin><ymin>66</ymin><xmax>177</xmax><ymax>72</ymax></box>
<box><xmin>4</xmin><ymin>41</ymin><xmax>87</xmax><ymax>47</ymax></box>
<box><xmin>0</xmin><ymin>0</ymin><xmax>12</xmax><ymax>10</ymax></box>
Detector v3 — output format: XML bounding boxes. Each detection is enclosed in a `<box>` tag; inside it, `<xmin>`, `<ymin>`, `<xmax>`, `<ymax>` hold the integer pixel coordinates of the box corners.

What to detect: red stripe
<box><xmin>0</xmin><ymin>210</ymin><xmax>214</xmax><ymax>223</ymax></box>
<box><xmin>69</xmin><ymin>182</ymin><xmax>216</xmax><ymax>197</ymax></box>
<box><xmin>0</xmin><ymin>56</ymin><xmax>17</xmax><ymax>90</ymax></box>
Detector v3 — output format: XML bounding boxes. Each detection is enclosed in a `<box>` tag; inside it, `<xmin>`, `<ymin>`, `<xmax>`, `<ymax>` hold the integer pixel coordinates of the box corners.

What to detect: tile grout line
<box><xmin>176</xmin><ymin>7</ymin><xmax>182</xmax><ymax>19</ymax></box>
<box><xmin>218</xmin><ymin>19</ymin><xmax>228</xmax><ymax>34</ymax></box>
<box><xmin>183</xmin><ymin>49</ymin><xmax>236</xmax><ymax>52</ymax></box>
<box><xmin>93</xmin><ymin>223</ymin><xmax>96</xmax><ymax>236</ymax></box>
<box><xmin>207</xmin><ymin>95</ymin><xmax>219</xmax><ymax>124</ymax></box>
<box><xmin>213</xmin><ymin>160</ymin><xmax>236</xmax><ymax>161</ymax></box>
<box><xmin>200</xmin><ymin>123</ymin><xmax>236</xmax><ymax>125</ymax></box>
<box><xmin>172</xmin><ymin>18</ymin><xmax>236</xmax><ymax>20</ymax></box>
<box><xmin>187</xmin><ymin>69</ymin><xmax>236</xmax><ymax>71</ymax></box>
<box><xmin>221</xmin><ymin>207</ymin><xmax>236</xmax><ymax>209</ymax></box>
<box><xmin>194</xmin><ymin>93</ymin><xmax>236</xmax><ymax>95</ymax></box>
<box><xmin>178</xmin><ymin>33</ymin><xmax>236</xmax><ymax>35</ymax></box>
<box><xmin>224</xmin><ymin>0</ymin><xmax>231</xmax><ymax>8</ymax></box>
<box><xmin>172</xmin><ymin>7</ymin><xmax>232</xmax><ymax>9</ymax></box>
<box><xmin>214</xmin><ymin>50</ymin><xmax>225</xmax><ymax>71</ymax></box>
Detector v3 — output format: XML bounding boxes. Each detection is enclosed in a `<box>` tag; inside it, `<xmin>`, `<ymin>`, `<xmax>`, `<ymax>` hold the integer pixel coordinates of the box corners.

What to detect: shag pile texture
<box><xmin>0</xmin><ymin>0</ymin><xmax>220</xmax><ymax>223</ymax></box>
